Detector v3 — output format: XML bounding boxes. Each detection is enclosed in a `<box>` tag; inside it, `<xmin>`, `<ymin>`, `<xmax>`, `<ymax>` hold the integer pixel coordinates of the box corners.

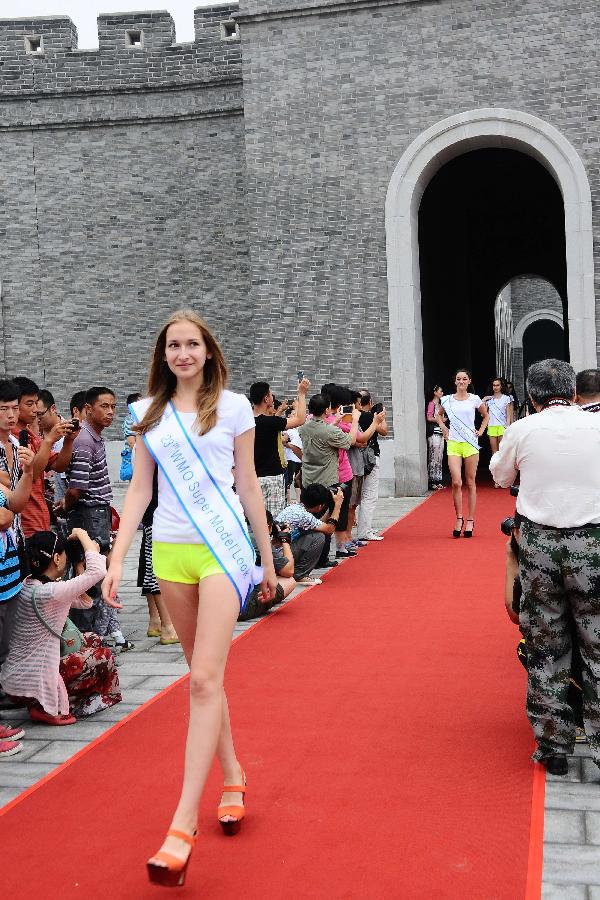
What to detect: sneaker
<box><xmin>115</xmin><ymin>640</ymin><xmax>135</xmax><ymax>652</ymax></box>
<box><xmin>319</xmin><ymin>560</ymin><xmax>339</xmax><ymax>568</ymax></box>
<box><xmin>0</xmin><ymin>739</ymin><xmax>22</xmax><ymax>758</ymax></box>
<box><xmin>0</xmin><ymin>724</ymin><xmax>25</xmax><ymax>742</ymax></box>
<box><xmin>336</xmin><ymin>548</ymin><xmax>357</xmax><ymax>559</ymax></box>
<box><xmin>297</xmin><ymin>576</ymin><xmax>322</xmax><ymax>586</ymax></box>
<box><xmin>366</xmin><ymin>532</ymin><xmax>384</xmax><ymax>541</ymax></box>
<box><xmin>348</xmin><ymin>540</ymin><xmax>368</xmax><ymax>548</ymax></box>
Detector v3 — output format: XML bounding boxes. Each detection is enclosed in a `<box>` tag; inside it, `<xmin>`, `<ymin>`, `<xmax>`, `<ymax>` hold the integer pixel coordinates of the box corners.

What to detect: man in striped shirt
<box><xmin>64</xmin><ymin>387</ymin><xmax>130</xmax><ymax>649</ymax></box>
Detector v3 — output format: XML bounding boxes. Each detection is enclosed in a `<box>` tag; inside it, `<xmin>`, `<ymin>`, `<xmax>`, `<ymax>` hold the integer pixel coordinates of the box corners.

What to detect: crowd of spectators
<box><xmin>0</xmin><ymin>372</ymin><xmax>389</xmax><ymax>760</ymax></box>
<box><xmin>0</xmin><ymin>379</ymin><xmax>126</xmax><ymax>756</ymax></box>
<box><xmin>250</xmin><ymin>379</ymin><xmax>388</xmax><ymax>584</ymax></box>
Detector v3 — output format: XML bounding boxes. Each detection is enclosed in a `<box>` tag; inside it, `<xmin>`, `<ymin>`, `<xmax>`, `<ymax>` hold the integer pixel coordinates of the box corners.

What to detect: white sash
<box><xmin>443</xmin><ymin>397</ymin><xmax>480</xmax><ymax>451</ymax></box>
<box><xmin>130</xmin><ymin>399</ymin><xmax>262</xmax><ymax>609</ymax></box>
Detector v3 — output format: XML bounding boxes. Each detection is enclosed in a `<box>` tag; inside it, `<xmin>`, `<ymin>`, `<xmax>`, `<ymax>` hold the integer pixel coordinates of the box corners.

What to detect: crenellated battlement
<box><xmin>0</xmin><ymin>4</ymin><xmax>241</xmax><ymax>95</ymax></box>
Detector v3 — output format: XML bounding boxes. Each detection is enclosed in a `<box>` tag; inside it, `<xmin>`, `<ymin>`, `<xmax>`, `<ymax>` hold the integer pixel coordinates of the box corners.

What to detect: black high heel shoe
<box><xmin>452</xmin><ymin>517</ymin><xmax>464</xmax><ymax>538</ymax></box>
<box><xmin>464</xmin><ymin>519</ymin><xmax>475</xmax><ymax>538</ymax></box>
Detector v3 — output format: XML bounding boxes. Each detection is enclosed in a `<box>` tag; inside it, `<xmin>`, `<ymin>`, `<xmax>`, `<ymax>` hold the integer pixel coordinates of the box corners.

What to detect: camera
<box><xmin>65</xmin><ymin>538</ymin><xmax>86</xmax><ymax>566</ymax></box>
<box><xmin>500</xmin><ymin>517</ymin><xmax>515</xmax><ymax>536</ymax></box>
<box><xmin>371</xmin><ymin>402</ymin><xmax>383</xmax><ymax>414</ymax></box>
<box><xmin>341</xmin><ymin>405</ymin><xmax>354</xmax><ymax>414</ymax></box>
<box><xmin>70</xmin><ymin>418</ymin><xmax>80</xmax><ymax>431</ymax></box>
<box><xmin>509</xmin><ymin>484</ymin><xmax>519</xmax><ymax>497</ymax></box>
<box><xmin>271</xmin><ymin>521</ymin><xmax>291</xmax><ymax>544</ymax></box>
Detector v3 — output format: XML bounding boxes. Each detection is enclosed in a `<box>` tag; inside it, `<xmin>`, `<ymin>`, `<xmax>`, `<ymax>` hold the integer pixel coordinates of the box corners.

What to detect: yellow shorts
<box><xmin>446</xmin><ymin>440</ymin><xmax>479</xmax><ymax>459</ymax></box>
<box><xmin>152</xmin><ymin>542</ymin><xmax>225</xmax><ymax>584</ymax></box>
<box><xmin>487</xmin><ymin>425</ymin><xmax>505</xmax><ymax>437</ymax></box>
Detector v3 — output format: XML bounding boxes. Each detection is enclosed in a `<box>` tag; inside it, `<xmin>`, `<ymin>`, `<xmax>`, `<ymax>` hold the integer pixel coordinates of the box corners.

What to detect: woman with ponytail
<box><xmin>103</xmin><ymin>310</ymin><xmax>276</xmax><ymax>888</ymax></box>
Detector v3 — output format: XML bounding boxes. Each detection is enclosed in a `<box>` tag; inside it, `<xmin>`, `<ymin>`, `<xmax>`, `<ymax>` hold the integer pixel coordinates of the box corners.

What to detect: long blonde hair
<box><xmin>136</xmin><ymin>309</ymin><xmax>228</xmax><ymax>436</ymax></box>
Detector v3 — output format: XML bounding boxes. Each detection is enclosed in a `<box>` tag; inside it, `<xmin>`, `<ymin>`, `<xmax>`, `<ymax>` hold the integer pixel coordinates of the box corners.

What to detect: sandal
<box><xmin>452</xmin><ymin>517</ymin><xmax>464</xmax><ymax>539</ymax></box>
<box><xmin>146</xmin><ymin>627</ymin><xmax>161</xmax><ymax>638</ymax></box>
<box><xmin>464</xmin><ymin>519</ymin><xmax>475</xmax><ymax>538</ymax></box>
<box><xmin>218</xmin><ymin>769</ymin><xmax>247</xmax><ymax>835</ymax></box>
<box><xmin>147</xmin><ymin>828</ymin><xmax>197</xmax><ymax>887</ymax></box>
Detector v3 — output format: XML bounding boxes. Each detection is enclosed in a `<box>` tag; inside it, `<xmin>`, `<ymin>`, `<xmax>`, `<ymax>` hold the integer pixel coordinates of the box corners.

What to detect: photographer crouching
<box><xmin>490</xmin><ymin>359</ymin><xmax>600</xmax><ymax>776</ymax></box>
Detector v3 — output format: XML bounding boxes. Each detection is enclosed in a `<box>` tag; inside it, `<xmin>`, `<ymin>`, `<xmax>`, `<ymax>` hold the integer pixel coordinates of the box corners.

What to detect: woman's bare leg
<box><xmin>150</xmin><ymin>574</ymin><xmax>240</xmax><ymax>865</ymax></box>
<box><xmin>447</xmin><ymin>455</ymin><xmax>464</xmax><ymax>528</ymax></box>
<box><xmin>464</xmin><ymin>453</ymin><xmax>479</xmax><ymax>522</ymax></box>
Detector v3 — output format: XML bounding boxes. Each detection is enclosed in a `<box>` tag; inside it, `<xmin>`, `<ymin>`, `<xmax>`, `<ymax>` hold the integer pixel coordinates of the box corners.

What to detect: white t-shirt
<box><xmin>145</xmin><ymin>391</ymin><xmax>255</xmax><ymax>544</ymax></box>
<box><xmin>440</xmin><ymin>394</ymin><xmax>483</xmax><ymax>444</ymax></box>
<box><xmin>484</xmin><ymin>394</ymin><xmax>512</xmax><ymax>428</ymax></box>
<box><xmin>283</xmin><ymin>427</ymin><xmax>303</xmax><ymax>463</ymax></box>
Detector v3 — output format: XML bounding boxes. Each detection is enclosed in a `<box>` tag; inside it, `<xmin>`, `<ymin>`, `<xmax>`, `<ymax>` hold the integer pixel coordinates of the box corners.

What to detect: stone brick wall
<box><xmin>508</xmin><ymin>275</ymin><xmax>564</xmax><ymax>402</ymax></box>
<box><xmin>237</xmin><ymin>0</ymin><xmax>600</xmax><ymax>430</ymax></box>
<box><xmin>0</xmin><ymin>6</ymin><xmax>251</xmax><ymax>434</ymax></box>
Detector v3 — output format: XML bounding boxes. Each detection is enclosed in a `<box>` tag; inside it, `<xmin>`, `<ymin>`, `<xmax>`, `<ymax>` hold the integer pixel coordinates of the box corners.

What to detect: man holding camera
<box><xmin>276</xmin><ymin>484</ymin><xmax>345</xmax><ymax>584</ymax></box>
<box><xmin>490</xmin><ymin>359</ymin><xmax>600</xmax><ymax>775</ymax></box>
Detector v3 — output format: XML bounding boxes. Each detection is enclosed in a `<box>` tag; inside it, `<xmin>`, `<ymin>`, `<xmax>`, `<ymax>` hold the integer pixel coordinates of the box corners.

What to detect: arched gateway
<box><xmin>385</xmin><ymin>109</ymin><xmax>596</xmax><ymax>496</ymax></box>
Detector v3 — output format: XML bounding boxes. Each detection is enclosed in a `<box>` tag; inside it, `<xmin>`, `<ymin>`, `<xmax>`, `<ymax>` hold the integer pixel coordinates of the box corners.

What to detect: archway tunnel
<box><xmin>418</xmin><ymin>148</ymin><xmax>568</xmax><ymax>402</ymax></box>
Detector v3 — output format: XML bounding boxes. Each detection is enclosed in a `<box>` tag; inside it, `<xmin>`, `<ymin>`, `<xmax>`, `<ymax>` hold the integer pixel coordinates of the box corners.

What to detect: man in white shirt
<box><xmin>490</xmin><ymin>359</ymin><xmax>600</xmax><ymax>777</ymax></box>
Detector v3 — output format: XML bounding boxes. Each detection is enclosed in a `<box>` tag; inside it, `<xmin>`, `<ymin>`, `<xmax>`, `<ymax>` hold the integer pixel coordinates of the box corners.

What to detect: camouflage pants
<box><xmin>520</xmin><ymin>520</ymin><xmax>600</xmax><ymax>766</ymax></box>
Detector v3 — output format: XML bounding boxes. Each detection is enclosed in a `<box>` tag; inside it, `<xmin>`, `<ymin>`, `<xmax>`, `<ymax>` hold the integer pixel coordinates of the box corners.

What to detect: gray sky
<box><xmin>0</xmin><ymin>1</ymin><xmax>227</xmax><ymax>48</ymax></box>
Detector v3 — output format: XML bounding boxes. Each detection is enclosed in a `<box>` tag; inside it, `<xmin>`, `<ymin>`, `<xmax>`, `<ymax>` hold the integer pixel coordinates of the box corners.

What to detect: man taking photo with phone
<box><xmin>249</xmin><ymin>375</ymin><xmax>311</xmax><ymax>517</ymax></box>
<box><xmin>11</xmin><ymin>377</ymin><xmax>76</xmax><ymax>537</ymax></box>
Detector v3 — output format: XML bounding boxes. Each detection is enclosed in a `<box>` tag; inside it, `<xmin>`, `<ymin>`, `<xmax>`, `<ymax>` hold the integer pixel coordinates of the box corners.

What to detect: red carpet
<box><xmin>1</xmin><ymin>487</ymin><xmax>543</xmax><ymax>899</ymax></box>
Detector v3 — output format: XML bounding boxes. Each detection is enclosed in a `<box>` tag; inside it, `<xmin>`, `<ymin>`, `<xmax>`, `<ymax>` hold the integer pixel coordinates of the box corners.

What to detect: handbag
<box><xmin>31</xmin><ymin>586</ymin><xmax>84</xmax><ymax>657</ymax></box>
<box><xmin>362</xmin><ymin>442</ymin><xmax>377</xmax><ymax>475</ymax></box>
<box><xmin>119</xmin><ymin>445</ymin><xmax>133</xmax><ymax>481</ymax></box>
<box><xmin>426</xmin><ymin>420</ymin><xmax>436</xmax><ymax>438</ymax></box>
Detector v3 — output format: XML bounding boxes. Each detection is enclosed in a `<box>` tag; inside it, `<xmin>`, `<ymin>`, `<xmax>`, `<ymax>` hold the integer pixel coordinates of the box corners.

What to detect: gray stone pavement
<box><xmin>2</xmin><ymin>487</ymin><xmax>599</xmax><ymax>897</ymax></box>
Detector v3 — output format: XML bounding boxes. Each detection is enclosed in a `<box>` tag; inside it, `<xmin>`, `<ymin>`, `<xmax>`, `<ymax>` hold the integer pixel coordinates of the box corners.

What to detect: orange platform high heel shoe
<box><xmin>147</xmin><ymin>829</ymin><xmax>197</xmax><ymax>887</ymax></box>
<box><xmin>218</xmin><ymin>769</ymin><xmax>247</xmax><ymax>835</ymax></box>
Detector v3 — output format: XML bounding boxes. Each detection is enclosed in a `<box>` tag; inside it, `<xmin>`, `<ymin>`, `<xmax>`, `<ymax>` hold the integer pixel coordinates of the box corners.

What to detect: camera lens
<box><xmin>500</xmin><ymin>517</ymin><xmax>515</xmax><ymax>536</ymax></box>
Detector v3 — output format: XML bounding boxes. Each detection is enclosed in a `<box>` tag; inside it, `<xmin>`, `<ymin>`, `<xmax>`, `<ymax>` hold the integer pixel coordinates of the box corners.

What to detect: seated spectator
<box><xmin>12</xmin><ymin>377</ymin><xmax>76</xmax><ymax>538</ymax></box>
<box><xmin>249</xmin><ymin>377</ymin><xmax>310</xmax><ymax>517</ymax></box>
<box><xmin>239</xmin><ymin>511</ymin><xmax>296</xmax><ymax>621</ymax></box>
<box><xmin>277</xmin><ymin>484</ymin><xmax>345</xmax><ymax>585</ymax></box>
<box><xmin>0</xmin><ymin>528</ymin><xmax>122</xmax><ymax>725</ymax></box>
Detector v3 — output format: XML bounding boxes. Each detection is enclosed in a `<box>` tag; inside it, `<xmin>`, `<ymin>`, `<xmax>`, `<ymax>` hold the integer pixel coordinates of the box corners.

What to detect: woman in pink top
<box><xmin>1</xmin><ymin>528</ymin><xmax>122</xmax><ymax>725</ymax></box>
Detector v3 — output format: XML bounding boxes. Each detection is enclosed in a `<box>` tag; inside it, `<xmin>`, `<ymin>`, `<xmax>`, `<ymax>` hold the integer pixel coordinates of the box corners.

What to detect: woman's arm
<box><xmin>233</xmin><ymin>429</ymin><xmax>277</xmax><ymax>600</ymax></box>
<box><xmin>103</xmin><ymin>438</ymin><xmax>155</xmax><ymax>601</ymax></box>
<box><xmin>476</xmin><ymin>402</ymin><xmax>490</xmax><ymax>437</ymax></box>
<box><xmin>506</xmin><ymin>401</ymin><xmax>514</xmax><ymax>426</ymax></box>
<box><xmin>435</xmin><ymin>405</ymin><xmax>449</xmax><ymax>439</ymax></box>
<box><xmin>52</xmin><ymin>550</ymin><xmax>107</xmax><ymax>607</ymax></box>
